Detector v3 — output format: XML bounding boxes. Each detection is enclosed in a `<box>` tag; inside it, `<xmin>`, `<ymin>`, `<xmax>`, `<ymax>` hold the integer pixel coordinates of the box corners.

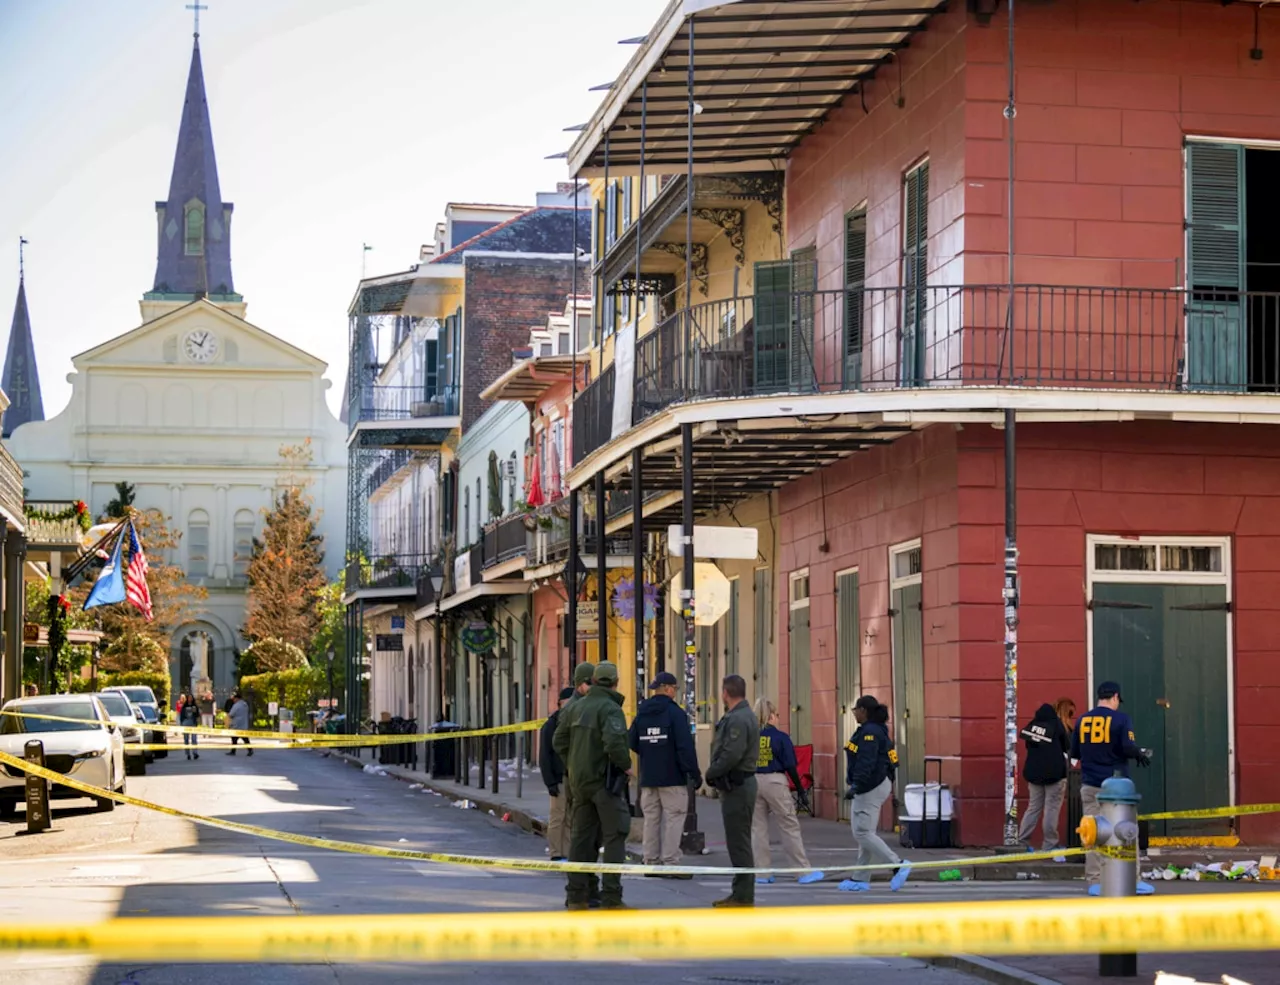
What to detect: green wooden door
<box><xmin>789</xmin><ymin>604</ymin><xmax>812</xmax><ymax>746</ymax></box>
<box><xmin>892</xmin><ymin>582</ymin><xmax>925</xmax><ymax>792</ymax></box>
<box><xmin>1186</xmin><ymin>142</ymin><xmax>1246</xmax><ymax>390</ymax></box>
<box><xmin>790</xmin><ymin>247</ymin><xmax>817</xmax><ymax>392</ymax></box>
<box><xmin>902</xmin><ymin>162</ymin><xmax>929</xmax><ymax>387</ymax></box>
<box><xmin>836</xmin><ymin>570</ymin><xmax>861</xmax><ymax>819</ymax></box>
<box><xmin>1092</xmin><ymin>582</ymin><xmax>1230</xmax><ymax>835</ymax></box>
<box><xmin>754</xmin><ymin>260</ymin><xmax>792</xmax><ymax>392</ymax></box>
<box><xmin>1163</xmin><ymin>584</ymin><xmax>1230</xmax><ymax>834</ymax></box>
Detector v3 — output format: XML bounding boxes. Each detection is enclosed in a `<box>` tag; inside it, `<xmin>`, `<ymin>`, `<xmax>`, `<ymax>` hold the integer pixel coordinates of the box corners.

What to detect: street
<box><xmin>0</xmin><ymin>748</ymin><xmax>1271</xmax><ymax>985</ymax></box>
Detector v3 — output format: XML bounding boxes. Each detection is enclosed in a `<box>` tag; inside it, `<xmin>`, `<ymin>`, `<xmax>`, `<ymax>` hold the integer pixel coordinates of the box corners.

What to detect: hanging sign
<box><xmin>461</xmin><ymin>622</ymin><xmax>498</xmax><ymax>655</ymax></box>
<box><xmin>576</xmin><ymin>601</ymin><xmax>599</xmax><ymax>639</ymax></box>
<box><xmin>668</xmin><ymin>524</ymin><xmax>758</xmax><ymax>560</ymax></box>
<box><xmin>375</xmin><ymin>634</ymin><xmax>404</xmax><ymax>652</ymax></box>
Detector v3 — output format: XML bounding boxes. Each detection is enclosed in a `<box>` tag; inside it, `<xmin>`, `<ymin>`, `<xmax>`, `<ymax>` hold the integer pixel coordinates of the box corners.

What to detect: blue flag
<box><xmin>83</xmin><ymin>529</ymin><xmax>127</xmax><ymax>610</ymax></box>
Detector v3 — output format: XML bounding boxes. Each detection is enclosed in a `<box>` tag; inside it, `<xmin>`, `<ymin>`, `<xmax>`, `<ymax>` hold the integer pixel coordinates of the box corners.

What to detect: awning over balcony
<box><xmin>567</xmin><ymin>0</ymin><xmax>948</xmax><ymax>176</ymax></box>
<box><xmin>480</xmin><ymin>355</ymin><xmax>579</xmax><ymax>404</ymax></box>
<box><xmin>438</xmin><ymin>581</ymin><xmax>530</xmax><ymax>613</ymax></box>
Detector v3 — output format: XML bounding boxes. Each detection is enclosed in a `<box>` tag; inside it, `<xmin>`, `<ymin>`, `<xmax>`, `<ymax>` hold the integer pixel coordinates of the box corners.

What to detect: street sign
<box><xmin>375</xmin><ymin>634</ymin><xmax>404</xmax><ymax>652</ymax></box>
<box><xmin>669</xmin><ymin>563</ymin><xmax>732</xmax><ymax>626</ymax></box>
<box><xmin>390</xmin><ymin>616</ymin><xmax>406</xmax><ymax>630</ymax></box>
<box><xmin>24</xmin><ymin>739</ymin><xmax>50</xmax><ymax>834</ymax></box>
<box><xmin>268</xmin><ymin>702</ymin><xmax>279</xmax><ymax>716</ymax></box>
<box><xmin>668</xmin><ymin>524</ymin><xmax>758</xmax><ymax>560</ymax></box>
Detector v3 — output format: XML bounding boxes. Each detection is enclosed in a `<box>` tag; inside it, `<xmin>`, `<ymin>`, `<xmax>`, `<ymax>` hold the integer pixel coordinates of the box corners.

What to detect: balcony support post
<box><xmin>683</xmin><ymin>13</ymin><xmax>696</xmax><ymax>390</ymax></box>
<box><xmin>1001</xmin><ymin>0</ymin><xmax>1022</xmax><ymax>847</ymax></box>
<box><xmin>566</xmin><ymin>488</ymin><xmax>579</xmax><ymax>679</ymax></box>
<box><xmin>679</xmin><ymin>420</ymin><xmax>703</xmax><ymax>853</ymax></box>
<box><xmin>595</xmin><ymin>471</ymin><xmax>608</xmax><ymax>663</ymax></box>
<box><xmin>632</xmin><ymin>447</ymin><xmax>645</xmax><ymax>696</ymax></box>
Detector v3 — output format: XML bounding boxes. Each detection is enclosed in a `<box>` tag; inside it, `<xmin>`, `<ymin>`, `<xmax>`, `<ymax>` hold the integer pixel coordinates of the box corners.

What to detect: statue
<box><xmin>190</xmin><ymin>633</ymin><xmax>215</xmax><ymax>727</ymax></box>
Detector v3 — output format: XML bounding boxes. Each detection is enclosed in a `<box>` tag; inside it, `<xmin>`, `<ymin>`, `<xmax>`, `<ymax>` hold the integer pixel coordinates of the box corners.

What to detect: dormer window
<box><xmin>184</xmin><ymin>202</ymin><xmax>205</xmax><ymax>256</ymax></box>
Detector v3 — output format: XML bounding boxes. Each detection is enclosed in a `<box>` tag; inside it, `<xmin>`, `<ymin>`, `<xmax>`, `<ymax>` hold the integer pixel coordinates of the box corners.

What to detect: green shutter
<box><xmin>902</xmin><ymin>162</ymin><xmax>929</xmax><ymax>386</ymax></box>
<box><xmin>1186</xmin><ymin>142</ymin><xmax>1245</xmax><ymax>389</ymax></box>
<box><xmin>790</xmin><ymin>247</ymin><xmax>817</xmax><ymax>391</ymax></box>
<box><xmin>844</xmin><ymin>211</ymin><xmax>867</xmax><ymax>387</ymax></box>
<box><xmin>753</xmin><ymin>259</ymin><xmax>792</xmax><ymax>391</ymax></box>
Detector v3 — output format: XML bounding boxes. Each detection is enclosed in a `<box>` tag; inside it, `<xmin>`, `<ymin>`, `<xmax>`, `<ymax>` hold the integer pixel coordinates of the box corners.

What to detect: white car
<box><xmin>103</xmin><ymin>686</ymin><xmax>168</xmax><ymax>761</ymax></box>
<box><xmin>94</xmin><ymin>691</ymin><xmax>147</xmax><ymax>776</ymax></box>
<box><xmin>0</xmin><ymin>694</ymin><xmax>126</xmax><ymax>819</ymax></box>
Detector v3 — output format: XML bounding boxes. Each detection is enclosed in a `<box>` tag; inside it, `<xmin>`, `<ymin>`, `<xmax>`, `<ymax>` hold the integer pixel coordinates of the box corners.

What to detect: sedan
<box><xmin>0</xmin><ymin>694</ymin><xmax>127</xmax><ymax>819</ymax></box>
<box><xmin>94</xmin><ymin>691</ymin><xmax>147</xmax><ymax>775</ymax></box>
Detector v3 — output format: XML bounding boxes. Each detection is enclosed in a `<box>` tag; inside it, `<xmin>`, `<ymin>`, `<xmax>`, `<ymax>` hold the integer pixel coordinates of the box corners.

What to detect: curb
<box><xmin>327</xmin><ymin>750</ymin><xmax>548</xmax><ymax>837</ymax></box>
<box><xmin>929</xmin><ymin>955</ymin><xmax>1063</xmax><ymax>985</ymax></box>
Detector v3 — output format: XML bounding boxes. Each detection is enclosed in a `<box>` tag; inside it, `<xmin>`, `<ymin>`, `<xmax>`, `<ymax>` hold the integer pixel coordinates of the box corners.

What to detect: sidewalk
<box><xmin>328</xmin><ymin>749</ymin><xmax>1086</xmax><ymax>879</ymax></box>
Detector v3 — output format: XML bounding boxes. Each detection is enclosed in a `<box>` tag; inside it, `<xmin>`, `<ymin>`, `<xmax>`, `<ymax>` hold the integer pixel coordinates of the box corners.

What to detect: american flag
<box><xmin>126</xmin><ymin>521</ymin><xmax>153</xmax><ymax>622</ymax></box>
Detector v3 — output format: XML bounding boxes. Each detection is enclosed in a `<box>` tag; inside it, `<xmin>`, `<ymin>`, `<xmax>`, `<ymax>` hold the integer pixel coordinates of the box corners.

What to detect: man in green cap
<box><xmin>705</xmin><ymin>674</ymin><xmax>759</xmax><ymax>907</ymax></box>
<box><xmin>553</xmin><ymin>661</ymin><xmax>632</xmax><ymax>910</ymax></box>
<box><xmin>559</xmin><ymin>661</ymin><xmax>601</xmax><ymax>907</ymax></box>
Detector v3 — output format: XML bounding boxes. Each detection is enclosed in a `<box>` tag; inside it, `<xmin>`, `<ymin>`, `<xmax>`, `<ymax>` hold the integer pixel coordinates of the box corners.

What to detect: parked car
<box><xmin>105</xmin><ymin>687</ymin><xmax>168</xmax><ymax>760</ymax></box>
<box><xmin>94</xmin><ymin>691</ymin><xmax>146</xmax><ymax>775</ymax></box>
<box><xmin>0</xmin><ymin>694</ymin><xmax>127</xmax><ymax>819</ymax></box>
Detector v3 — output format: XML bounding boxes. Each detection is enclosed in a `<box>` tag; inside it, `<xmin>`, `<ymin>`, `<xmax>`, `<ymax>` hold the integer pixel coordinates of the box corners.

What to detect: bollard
<box><xmin>491</xmin><ymin>735</ymin><xmax>499</xmax><ymax>795</ymax></box>
<box><xmin>1077</xmin><ymin>774</ymin><xmax>1141</xmax><ymax>978</ymax></box>
<box><xmin>24</xmin><ymin>740</ymin><xmax>51</xmax><ymax>834</ymax></box>
<box><xmin>477</xmin><ymin>737</ymin><xmax>485</xmax><ymax>789</ymax></box>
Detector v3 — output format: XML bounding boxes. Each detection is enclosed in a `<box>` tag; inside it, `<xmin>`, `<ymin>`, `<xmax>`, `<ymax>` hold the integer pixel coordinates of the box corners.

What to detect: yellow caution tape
<box><xmin>0</xmin><ymin>748</ymin><xmax>1082</xmax><ymax>877</ymax></box>
<box><xmin>0</xmin><ymin>709</ymin><xmax>543</xmax><ymax>745</ymax></box>
<box><xmin>1140</xmin><ymin>803</ymin><xmax>1280</xmax><ymax>822</ymax></box>
<box><xmin>2</xmin><ymin>894</ymin><xmax>1279</xmax><ymax>963</ymax></box>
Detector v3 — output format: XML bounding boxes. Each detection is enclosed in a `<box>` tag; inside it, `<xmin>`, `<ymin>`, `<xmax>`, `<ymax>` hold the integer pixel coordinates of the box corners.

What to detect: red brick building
<box><xmin>567</xmin><ymin>0</ymin><xmax>1280</xmax><ymax>845</ymax></box>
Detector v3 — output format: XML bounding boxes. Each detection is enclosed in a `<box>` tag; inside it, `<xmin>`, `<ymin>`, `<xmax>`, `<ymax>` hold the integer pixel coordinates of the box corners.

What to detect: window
<box><xmin>184</xmin><ymin>203</ymin><xmax>205</xmax><ymax>256</ymax></box>
<box><xmin>622</xmin><ymin>177</ymin><xmax>633</xmax><ymax>231</ymax></box>
<box><xmin>187</xmin><ymin>510</ymin><xmax>210</xmax><ymax>578</ymax></box>
<box><xmin>233</xmin><ymin>510</ymin><xmax>255</xmax><ymax>579</ymax></box>
<box><xmin>463</xmin><ymin>487</ymin><xmax>470</xmax><ymax>547</ymax></box>
<box><xmin>550</xmin><ymin>419</ymin><xmax>566</xmax><ymax>497</ymax></box>
<box><xmin>508</xmin><ymin>452</ymin><xmax>518</xmax><ymax>512</ymax></box>
<box><xmin>893</xmin><ymin>546</ymin><xmax>923</xmax><ymax>581</ymax></box>
<box><xmin>902</xmin><ymin>160</ymin><xmax>929</xmax><ymax>386</ymax></box>
<box><xmin>556</xmin><ymin>329</ymin><xmax>571</xmax><ymax>355</ymax></box>
<box><xmin>844</xmin><ymin>209</ymin><xmax>867</xmax><ymax>385</ymax></box>
<box><xmin>790</xmin><ymin>570</ymin><xmax>810</xmax><ymax>605</ymax></box>
<box><xmin>476</xmin><ymin>478</ymin><xmax>482</xmax><ymax>541</ymax></box>
<box><xmin>1093</xmin><ymin>542</ymin><xmax>1223</xmax><ymax>575</ymax></box>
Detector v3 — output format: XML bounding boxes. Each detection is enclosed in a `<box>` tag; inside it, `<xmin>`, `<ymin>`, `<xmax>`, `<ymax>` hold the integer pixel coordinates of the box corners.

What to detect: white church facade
<box><xmin>4</xmin><ymin>33</ymin><xmax>346</xmax><ymax>703</ymax></box>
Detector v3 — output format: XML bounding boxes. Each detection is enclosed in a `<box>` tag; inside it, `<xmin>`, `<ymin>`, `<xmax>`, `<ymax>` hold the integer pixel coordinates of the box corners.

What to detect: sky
<box><xmin>0</xmin><ymin>0</ymin><xmax>666</xmax><ymax>417</ymax></box>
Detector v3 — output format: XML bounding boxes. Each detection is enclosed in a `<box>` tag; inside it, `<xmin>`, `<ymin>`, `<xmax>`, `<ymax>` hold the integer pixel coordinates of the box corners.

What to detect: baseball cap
<box><xmin>854</xmin><ymin>694</ymin><xmax>879</xmax><ymax>712</ymax></box>
<box><xmin>593</xmin><ymin>662</ymin><xmax>619</xmax><ymax>685</ymax></box>
<box><xmin>573</xmin><ymin>662</ymin><xmax>595</xmax><ymax>685</ymax></box>
<box><xmin>649</xmin><ymin>671</ymin><xmax>679</xmax><ymax>690</ymax></box>
<box><xmin>558</xmin><ymin>687</ymin><xmax>575</xmax><ymax>702</ymax></box>
<box><xmin>1096</xmin><ymin>681</ymin><xmax>1123</xmax><ymax>702</ymax></box>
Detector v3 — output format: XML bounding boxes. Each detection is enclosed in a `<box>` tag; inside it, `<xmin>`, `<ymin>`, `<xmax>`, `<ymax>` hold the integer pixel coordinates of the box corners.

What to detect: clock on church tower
<box><xmin>183</xmin><ymin>329</ymin><xmax>220</xmax><ymax>363</ymax></box>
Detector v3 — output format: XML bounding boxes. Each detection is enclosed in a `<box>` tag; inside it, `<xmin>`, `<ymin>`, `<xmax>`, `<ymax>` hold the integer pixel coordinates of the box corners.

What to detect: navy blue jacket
<box><xmin>756</xmin><ymin>724</ymin><xmax>797</xmax><ymax>774</ymax></box>
<box><xmin>539</xmin><ymin>710</ymin><xmax>565</xmax><ymax>790</ymax></box>
<box><xmin>1071</xmin><ymin>705</ymin><xmax>1142</xmax><ymax>787</ymax></box>
<box><xmin>628</xmin><ymin>694</ymin><xmax>700</xmax><ymax>788</ymax></box>
<box><xmin>845</xmin><ymin>720</ymin><xmax>896</xmax><ymax>795</ymax></box>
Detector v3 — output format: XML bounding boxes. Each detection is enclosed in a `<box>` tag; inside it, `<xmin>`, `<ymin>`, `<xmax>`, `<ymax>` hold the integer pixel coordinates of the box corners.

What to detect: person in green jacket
<box><xmin>705</xmin><ymin>674</ymin><xmax>759</xmax><ymax>908</ymax></box>
<box><xmin>559</xmin><ymin>662</ymin><xmax>600</xmax><ymax>907</ymax></box>
<box><xmin>553</xmin><ymin>661</ymin><xmax>632</xmax><ymax>910</ymax></box>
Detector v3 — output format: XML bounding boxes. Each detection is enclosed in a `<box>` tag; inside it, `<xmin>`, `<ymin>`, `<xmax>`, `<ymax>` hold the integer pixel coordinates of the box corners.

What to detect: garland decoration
<box><xmin>24</xmin><ymin>500</ymin><xmax>92</xmax><ymax>533</ymax></box>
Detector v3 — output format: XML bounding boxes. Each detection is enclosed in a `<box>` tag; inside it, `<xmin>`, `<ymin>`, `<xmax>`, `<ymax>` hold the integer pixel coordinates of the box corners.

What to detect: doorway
<box><xmin>788</xmin><ymin>569</ymin><xmax>812</xmax><ymax>746</ymax></box>
<box><xmin>890</xmin><ymin>541</ymin><xmax>924</xmax><ymax>794</ymax></box>
<box><xmin>1088</xmin><ymin>537</ymin><xmax>1232</xmax><ymax>836</ymax></box>
<box><xmin>835</xmin><ymin>568</ymin><xmax>861</xmax><ymax>820</ymax></box>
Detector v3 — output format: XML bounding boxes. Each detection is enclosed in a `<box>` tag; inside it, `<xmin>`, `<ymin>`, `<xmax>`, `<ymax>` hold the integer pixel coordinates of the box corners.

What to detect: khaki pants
<box><xmin>1018</xmin><ymin>778</ymin><xmax>1067</xmax><ymax>851</ymax></box>
<box><xmin>546</xmin><ymin>790</ymin><xmax>569</xmax><ymax>859</ymax></box>
<box><xmin>752</xmin><ymin>771</ymin><xmax>811</xmax><ymax>871</ymax></box>
<box><xmin>640</xmin><ymin>786</ymin><xmax>688</xmax><ymax>865</ymax></box>
<box><xmin>850</xmin><ymin>777</ymin><xmax>900</xmax><ymax>879</ymax></box>
<box><xmin>1081</xmin><ymin>784</ymin><xmax>1102</xmax><ymax>884</ymax></box>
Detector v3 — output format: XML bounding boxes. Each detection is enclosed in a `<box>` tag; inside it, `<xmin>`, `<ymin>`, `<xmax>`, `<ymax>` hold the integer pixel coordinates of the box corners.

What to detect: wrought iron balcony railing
<box><xmin>573</xmin><ymin>284</ymin><xmax>1280</xmax><ymax>465</ymax></box>
<box><xmin>481</xmin><ymin>514</ymin><xmax>530</xmax><ymax>570</ymax></box>
<box><xmin>349</xmin><ymin>384</ymin><xmax>459</xmax><ymax>428</ymax></box>
<box><xmin>345</xmin><ymin>553</ymin><xmax>430</xmax><ymax>593</ymax></box>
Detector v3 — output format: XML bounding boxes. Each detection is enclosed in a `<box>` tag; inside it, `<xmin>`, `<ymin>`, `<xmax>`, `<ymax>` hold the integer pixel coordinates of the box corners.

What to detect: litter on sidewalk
<box><xmin>1143</xmin><ymin>859</ymin><xmax>1272</xmax><ymax>882</ymax></box>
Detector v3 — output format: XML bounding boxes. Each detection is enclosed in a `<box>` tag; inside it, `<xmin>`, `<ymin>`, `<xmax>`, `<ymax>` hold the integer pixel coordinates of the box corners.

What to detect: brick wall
<box><xmin>461</xmin><ymin>255</ymin><xmax>588</xmax><ymax>433</ymax></box>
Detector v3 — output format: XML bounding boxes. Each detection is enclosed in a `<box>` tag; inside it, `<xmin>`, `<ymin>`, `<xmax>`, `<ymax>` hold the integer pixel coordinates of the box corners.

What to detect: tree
<box><xmin>244</xmin><ymin>441</ymin><xmax>326</xmax><ymax>649</ymax></box>
<box><xmin>104</xmin><ymin>481</ymin><xmax>136</xmax><ymax>519</ymax></box>
<box><xmin>69</xmin><ymin>507</ymin><xmax>208</xmax><ymax>666</ymax></box>
<box><xmin>241</xmin><ymin>637</ymin><xmax>308</xmax><ymax>673</ymax></box>
<box><xmin>100</xmin><ymin>633</ymin><xmax>167</xmax><ymax>674</ymax></box>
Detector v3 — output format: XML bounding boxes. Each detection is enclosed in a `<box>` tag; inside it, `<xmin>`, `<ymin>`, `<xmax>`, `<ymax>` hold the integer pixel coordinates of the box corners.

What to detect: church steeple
<box><xmin>3</xmin><ymin>240</ymin><xmax>45</xmax><ymax>438</ymax></box>
<box><xmin>146</xmin><ymin>34</ymin><xmax>238</xmax><ymax>304</ymax></box>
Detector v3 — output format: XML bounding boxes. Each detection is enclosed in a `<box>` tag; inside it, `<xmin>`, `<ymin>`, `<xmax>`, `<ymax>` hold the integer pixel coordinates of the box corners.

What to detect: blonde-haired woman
<box><xmin>751</xmin><ymin>698</ymin><xmax>824</xmax><ymax>885</ymax></box>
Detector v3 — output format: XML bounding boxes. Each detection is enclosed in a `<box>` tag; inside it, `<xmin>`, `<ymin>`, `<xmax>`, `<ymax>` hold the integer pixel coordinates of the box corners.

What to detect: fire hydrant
<box><xmin>1076</xmin><ymin>775</ymin><xmax>1141</xmax><ymax>978</ymax></box>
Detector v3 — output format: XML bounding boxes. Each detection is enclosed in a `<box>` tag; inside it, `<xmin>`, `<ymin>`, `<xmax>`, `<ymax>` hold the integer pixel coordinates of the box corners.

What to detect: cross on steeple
<box><xmin>18</xmin><ymin>237</ymin><xmax>27</xmax><ymax>280</ymax></box>
<box><xmin>186</xmin><ymin>2</ymin><xmax>208</xmax><ymax>38</ymax></box>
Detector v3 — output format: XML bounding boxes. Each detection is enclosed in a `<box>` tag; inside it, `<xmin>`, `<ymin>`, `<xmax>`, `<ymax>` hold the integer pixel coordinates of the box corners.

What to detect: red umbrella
<box><xmin>526</xmin><ymin>440</ymin><xmax>546</xmax><ymax>507</ymax></box>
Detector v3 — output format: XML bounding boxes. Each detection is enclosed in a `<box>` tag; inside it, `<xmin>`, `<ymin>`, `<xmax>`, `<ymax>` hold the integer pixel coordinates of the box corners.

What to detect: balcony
<box><xmin>481</xmin><ymin>514</ymin><xmax>530</xmax><ymax>574</ymax></box>
<box><xmin>574</xmin><ymin>284</ymin><xmax>1280</xmax><ymax>465</ymax></box>
<box><xmin>23</xmin><ymin>499</ymin><xmax>87</xmax><ymax>548</ymax></box>
<box><xmin>347</xmin><ymin>385</ymin><xmax>460</xmax><ymax>449</ymax></box>
<box><xmin>0</xmin><ymin>447</ymin><xmax>22</xmax><ymax>528</ymax></box>
<box><xmin>344</xmin><ymin>553</ymin><xmax>430</xmax><ymax>597</ymax></box>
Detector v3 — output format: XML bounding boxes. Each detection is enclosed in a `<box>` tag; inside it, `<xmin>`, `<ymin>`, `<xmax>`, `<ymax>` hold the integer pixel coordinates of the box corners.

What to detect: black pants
<box><xmin>230</xmin><ymin>736</ymin><xmax>252</xmax><ymax>754</ymax></box>
<box><xmin>566</xmin><ymin>787</ymin><xmax>629</xmax><ymax>905</ymax></box>
<box><xmin>720</xmin><ymin>774</ymin><xmax>757</xmax><ymax>902</ymax></box>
